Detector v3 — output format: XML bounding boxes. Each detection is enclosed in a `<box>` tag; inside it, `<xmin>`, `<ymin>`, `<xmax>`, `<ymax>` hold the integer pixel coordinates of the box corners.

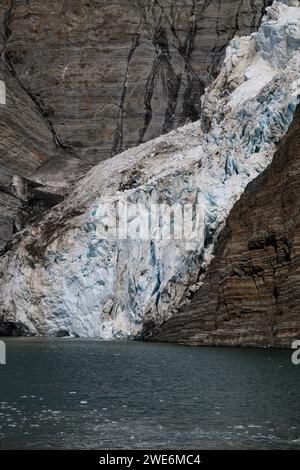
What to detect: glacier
<box><xmin>0</xmin><ymin>0</ymin><xmax>300</xmax><ymax>338</ymax></box>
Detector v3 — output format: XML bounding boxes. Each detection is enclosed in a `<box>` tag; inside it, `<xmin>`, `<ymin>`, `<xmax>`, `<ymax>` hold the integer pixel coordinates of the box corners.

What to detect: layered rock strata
<box><xmin>0</xmin><ymin>0</ymin><xmax>268</xmax><ymax>167</ymax></box>
<box><xmin>0</xmin><ymin>0</ymin><xmax>268</xmax><ymax>251</ymax></box>
<box><xmin>150</xmin><ymin>104</ymin><xmax>300</xmax><ymax>348</ymax></box>
<box><xmin>0</xmin><ymin>1</ymin><xmax>299</xmax><ymax>341</ymax></box>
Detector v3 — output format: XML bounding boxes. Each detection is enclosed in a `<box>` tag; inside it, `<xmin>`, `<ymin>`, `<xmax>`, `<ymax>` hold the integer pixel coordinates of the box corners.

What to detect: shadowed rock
<box><xmin>149</xmin><ymin>104</ymin><xmax>300</xmax><ymax>348</ymax></box>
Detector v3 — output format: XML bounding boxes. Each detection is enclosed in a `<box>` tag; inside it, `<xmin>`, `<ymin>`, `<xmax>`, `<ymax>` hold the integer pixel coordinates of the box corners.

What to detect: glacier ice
<box><xmin>0</xmin><ymin>1</ymin><xmax>300</xmax><ymax>338</ymax></box>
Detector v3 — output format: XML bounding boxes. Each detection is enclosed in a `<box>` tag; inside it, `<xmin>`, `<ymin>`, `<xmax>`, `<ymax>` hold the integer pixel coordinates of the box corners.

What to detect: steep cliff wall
<box><xmin>0</xmin><ymin>0</ymin><xmax>268</xmax><ymax>251</ymax></box>
<box><xmin>0</xmin><ymin>0</ymin><xmax>267</xmax><ymax>168</ymax></box>
<box><xmin>0</xmin><ymin>1</ymin><xmax>298</xmax><ymax>341</ymax></box>
<box><xmin>150</xmin><ymin>104</ymin><xmax>300</xmax><ymax>348</ymax></box>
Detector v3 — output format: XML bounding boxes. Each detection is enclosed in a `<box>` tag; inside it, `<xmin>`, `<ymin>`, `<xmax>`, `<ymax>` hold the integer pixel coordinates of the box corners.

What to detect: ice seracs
<box><xmin>0</xmin><ymin>1</ymin><xmax>300</xmax><ymax>338</ymax></box>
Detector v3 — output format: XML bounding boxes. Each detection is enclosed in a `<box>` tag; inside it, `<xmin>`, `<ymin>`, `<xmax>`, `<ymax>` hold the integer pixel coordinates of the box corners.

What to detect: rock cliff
<box><xmin>150</xmin><ymin>103</ymin><xmax>300</xmax><ymax>348</ymax></box>
<box><xmin>0</xmin><ymin>0</ymin><xmax>267</xmax><ymax>249</ymax></box>
<box><xmin>1</xmin><ymin>0</ymin><xmax>268</xmax><ymax>165</ymax></box>
<box><xmin>0</xmin><ymin>1</ymin><xmax>299</xmax><ymax>342</ymax></box>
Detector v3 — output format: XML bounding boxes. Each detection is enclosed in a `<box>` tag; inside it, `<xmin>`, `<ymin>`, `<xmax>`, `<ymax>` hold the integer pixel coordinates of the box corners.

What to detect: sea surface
<box><xmin>0</xmin><ymin>338</ymin><xmax>299</xmax><ymax>449</ymax></box>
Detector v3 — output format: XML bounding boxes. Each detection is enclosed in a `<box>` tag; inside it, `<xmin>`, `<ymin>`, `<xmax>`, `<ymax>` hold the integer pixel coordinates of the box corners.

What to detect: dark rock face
<box><xmin>0</xmin><ymin>0</ymin><xmax>267</xmax><ymax>250</ymax></box>
<box><xmin>1</xmin><ymin>0</ymin><xmax>267</xmax><ymax>167</ymax></box>
<box><xmin>0</xmin><ymin>319</ymin><xmax>32</xmax><ymax>336</ymax></box>
<box><xmin>0</xmin><ymin>64</ymin><xmax>61</xmax><ymax>251</ymax></box>
<box><xmin>149</xmin><ymin>105</ymin><xmax>300</xmax><ymax>349</ymax></box>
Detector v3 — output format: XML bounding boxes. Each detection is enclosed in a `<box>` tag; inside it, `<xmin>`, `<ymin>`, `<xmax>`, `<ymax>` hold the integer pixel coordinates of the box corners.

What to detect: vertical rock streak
<box><xmin>0</xmin><ymin>1</ymin><xmax>299</xmax><ymax>339</ymax></box>
<box><xmin>111</xmin><ymin>31</ymin><xmax>141</xmax><ymax>157</ymax></box>
<box><xmin>1</xmin><ymin>1</ymin><xmax>64</xmax><ymax>150</ymax></box>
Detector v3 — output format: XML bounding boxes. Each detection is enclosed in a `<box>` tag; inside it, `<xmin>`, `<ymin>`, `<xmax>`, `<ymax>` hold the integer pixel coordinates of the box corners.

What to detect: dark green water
<box><xmin>0</xmin><ymin>338</ymin><xmax>299</xmax><ymax>449</ymax></box>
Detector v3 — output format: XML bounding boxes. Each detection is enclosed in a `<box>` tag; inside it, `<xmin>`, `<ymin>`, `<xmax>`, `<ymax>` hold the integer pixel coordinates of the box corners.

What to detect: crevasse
<box><xmin>0</xmin><ymin>1</ymin><xmax>300</xmax><ymax>338</ymax></box>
